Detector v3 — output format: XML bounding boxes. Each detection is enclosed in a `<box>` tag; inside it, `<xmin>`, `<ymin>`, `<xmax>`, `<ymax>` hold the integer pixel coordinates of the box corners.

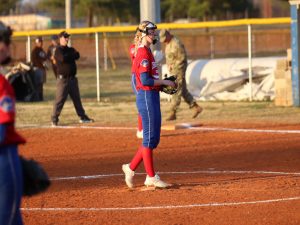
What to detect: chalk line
<box><xmin>190</xmin><ymin>127</ymin><xmax>300</xmax><ymax>134</ymax></box>
<box><xmin>18</xmin><ymin>124</ymin><xmax>300</xmax><ymax>134</ymax></box>
<box><xmin>21</xmin><ymin>196</ymin><xmax>300</xmax><ymax>211</ymax></box>
<box><xmin>51</xmin><ymin>169</ymin><xmax>300</xmax><ymax>181</ymax></box>
<box><xmin>18</xmin><ymin>124</ymin><xmax>136</xmax><ymax>130</ymax></box>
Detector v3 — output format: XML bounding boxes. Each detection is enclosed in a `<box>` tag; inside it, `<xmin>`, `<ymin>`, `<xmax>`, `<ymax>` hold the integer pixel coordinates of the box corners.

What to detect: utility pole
<box><xmin>140</xmin><ymin>0</ymin><xmax>162</xmax><ymax>74</ymax></box>
<box><xmin>66</xmin><ymin>0</ymin><xmax>71</xmax><ymax>46</ymax></box>
<box><xmin>140</xmin><ymin>0</ymin><xmax>161</xmax><ymax>24</ymax></box>
<box><xmin>66</xmin><ymin>0</ymin><xmax>71</xmax><ymax>29</ymax></box>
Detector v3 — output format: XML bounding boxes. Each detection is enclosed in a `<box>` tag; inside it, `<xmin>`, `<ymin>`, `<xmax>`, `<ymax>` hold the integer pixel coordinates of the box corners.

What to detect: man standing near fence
<box><xmin>31</xmin><ymin>36</ymin><xmax>47</xmax><ymax>101</ymax></box>
<box><xmin>47</xmin><ymin>35</ymin><xmax>59</xmax><ymax>79</ymax></box>
<box><xmin>51</xmin><ymin>31</ymin><xmax>94</xmax><ymax>126</ymax></box>
<box><xmin>160</xmin><ymin>29</ymin><xmax>203</xmax><ymax>121</ymax></box>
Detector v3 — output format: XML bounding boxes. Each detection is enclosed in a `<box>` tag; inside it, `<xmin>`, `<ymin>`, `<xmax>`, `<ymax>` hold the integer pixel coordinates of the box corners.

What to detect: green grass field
<box><xmin>15</xmin><ymin>66</ymin><xmax>300</xmax><ymax>127</ymax></box>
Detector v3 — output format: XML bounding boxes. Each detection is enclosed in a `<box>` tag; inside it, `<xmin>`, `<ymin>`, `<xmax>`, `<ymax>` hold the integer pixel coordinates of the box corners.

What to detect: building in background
<box><xmin>252</xmin><ymin>0</ymin><xmax>289</xmax><ymax>18</ymax></box>
<box><xmin>0</xmin><ymin>14</ymin><xmax>51</xmax><ymax>31</ymax></box>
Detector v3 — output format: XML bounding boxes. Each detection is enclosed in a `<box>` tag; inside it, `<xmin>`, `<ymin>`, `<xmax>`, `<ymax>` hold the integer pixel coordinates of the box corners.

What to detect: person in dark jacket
<box><xmin>31</xmin><ymin>36</ymin><xmax>47</xmax><ymax>101</ymax></box>
<box><xmin>47</xmin><ymin>35</ymin><xmax>59</xmax><ymax>78</ymax></box>
<box><xmin>51</xmin><ymin>31</ymin><xmax>94</xmax><ymax>126</ymax></box>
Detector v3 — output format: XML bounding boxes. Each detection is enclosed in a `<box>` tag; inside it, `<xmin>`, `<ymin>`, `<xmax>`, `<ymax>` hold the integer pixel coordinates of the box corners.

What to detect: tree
<box><xmin>161</xmin><ymin>0</ymin><xmax>190</xmax><ymax>22</ymax></box>
<box><xmin>37</xmin><ymin>0</ymin><xmax>65</xmax><ymax>19</ymax></box>
<box><xmin>0</xmin><ymin>0</ymin><xmax>19</xmax><ymax>15</ymax></box>
<box><xmin>38</xmin><ymin>0</ymin><xmax>139</xmax><ymax>27</ymax></box>
<box><xmin>74</xmin><ymin>0</ymin><xmax>139</xmax><ymax>26</ymax></box>
<box><xmin>38</xmin><ymin>0</ymin><xmax>65</xmax><ymax>11</ymax></box>
<box><xmin>272</xmin><ymin>0</ymin><xmax>290</xmax><ymax>17</ymax></box>
<box><xmin>74</xmin><ymin>0</ymin><xmax>109</xmax><ymax>27</ymax></box>
<box><xmin>161</xmin><ymin>0</ymin><xmax>255</xmax><ymax>21</ymax></box>
<box><xmin>227</xmin><ymin>0</ymin><xmax>252</xmax><ymax>19</ymax></box>
<box><xmin>187</xmin><ymin>0</ymin><xmax>211</xmax><ymax>21</ymax></box>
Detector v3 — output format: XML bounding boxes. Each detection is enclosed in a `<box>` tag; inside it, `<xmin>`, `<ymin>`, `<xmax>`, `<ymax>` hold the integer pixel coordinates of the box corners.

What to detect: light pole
<box><xmin>65</xmin><ymin>0</ymin><xmax>71</xmax><ymax>46</ymax></box>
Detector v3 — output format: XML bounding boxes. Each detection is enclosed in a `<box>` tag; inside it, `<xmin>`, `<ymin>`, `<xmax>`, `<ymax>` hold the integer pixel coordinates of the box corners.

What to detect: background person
<box><xmin>122</xmin><ymin>21</ymin><xmax>175</xmax><ymax>189</ymax></box>
<box><xmin>159</xmin><ymin>29</ymin><xmax>203</xmax><ymax>121</ymax></box>
<box><xmin>0</xmin><ymin>21</ymin><xmax>26</xmax><ymax>225</ymax></box>
<box><xmin>31</xmin><ymin>36</ymin><xmax>47</xmax><ymax>101</ymax></box>
<box><xmin>129</xmin><ymin>36</ymin><xmax>143</xmax><ymax>139</ymax></box>
<box><xmin>51</xmin><ymin>31</ymin><xmax>94</xmax><ymax>126</ymax></box>
<box><xmin>47</xmin><ymin>35</ymin><xmax>59</xmax><ymax>79</ymax></box>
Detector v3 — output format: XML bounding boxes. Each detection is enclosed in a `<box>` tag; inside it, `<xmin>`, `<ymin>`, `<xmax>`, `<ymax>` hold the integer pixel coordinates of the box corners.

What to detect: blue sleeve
<box><xmin>0</xmin><ymin>124</ymin><xmax>6</xmax><ymax>144</ymax></box>
<box><xmin>140</xmin><ymin>72</ymin><xmax>154</xmax><ymax>86</ymax></box>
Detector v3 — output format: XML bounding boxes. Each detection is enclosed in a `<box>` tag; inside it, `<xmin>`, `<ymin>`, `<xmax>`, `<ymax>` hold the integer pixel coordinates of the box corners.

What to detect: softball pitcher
<box><xmin>122</xmin><ymin>21</ymin><xmax>175</xmax><ymax>189</ymax></box>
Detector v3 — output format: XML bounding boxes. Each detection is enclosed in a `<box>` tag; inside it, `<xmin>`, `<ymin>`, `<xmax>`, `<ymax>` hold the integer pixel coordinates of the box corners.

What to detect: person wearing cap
<box><xmin>31</xmin><ymin>36</ymin><xmax>47</xmax><ymax>101</ymax></box>
<box><xmin>159</xmin><ymin>29</ymin><xmax>203</xmax><ymax>121</ymax></box>
<box><xmin>47</xmin><ymin>35</ymin><xmax>59</xmax><ymax>78</ymax></box>
<box><xmin>129</xmin><ymin>33</ymin><xmax>144</xmax><ymax>139</ymax></box>
<box><xmin>51</xmin><ymin>31</ymin><xmax>94</xmax><ymax>126</ymax></box>
<box><xmin>0</xmin><ymin>21</ymin><xmax>26</xmax><ymax>225</ymax></box>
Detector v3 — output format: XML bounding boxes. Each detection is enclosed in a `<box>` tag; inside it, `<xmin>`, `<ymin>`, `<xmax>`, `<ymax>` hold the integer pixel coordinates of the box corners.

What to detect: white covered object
<box><xmin>153</xmin><ymin>50</ymin><xmax>164</xmax><ymax>65</ymax></box>
<box><xmin>161</xmin><ymin>57</ymin><xmax>283</xmax><ymax>101</ymax></box>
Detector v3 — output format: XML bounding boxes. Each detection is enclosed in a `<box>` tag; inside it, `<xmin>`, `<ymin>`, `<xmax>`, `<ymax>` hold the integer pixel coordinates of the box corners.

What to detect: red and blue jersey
<box><xmin>129</xmin><ymin>44</ymin><xmax>135</xmax><ymax>73</ymax></box>
<box><xmin>0</xmin><ymin>75</ymin><xmax>25</xmax><ymax>146</ymax></box>
<box><xmin>134</xmin><ymin>45</ymin><xmax>160</xmax><ymax>91</ymax></box>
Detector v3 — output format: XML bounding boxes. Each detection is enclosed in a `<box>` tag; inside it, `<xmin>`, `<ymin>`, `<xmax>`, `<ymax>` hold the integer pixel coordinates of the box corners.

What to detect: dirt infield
<box><xmin>18</xmin><ymin>123</ymin><xmax>300</xmax><ymax>225</ymax></box>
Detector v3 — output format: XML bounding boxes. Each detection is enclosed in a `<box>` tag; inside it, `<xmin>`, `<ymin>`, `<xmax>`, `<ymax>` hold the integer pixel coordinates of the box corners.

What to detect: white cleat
<box><xmin>144</xmin><ymin>174</ymin><xmax>171</xmax><ymax>188</ymax></box>
<box><xmin>136</xmin><ymin>130</ymin><xmax>143</xmax><ymax>139</ymax></box>
<box><xmin>122</xmin><ymin>164</ymin><xmax>134</xmax><ymax>188</ymax></box>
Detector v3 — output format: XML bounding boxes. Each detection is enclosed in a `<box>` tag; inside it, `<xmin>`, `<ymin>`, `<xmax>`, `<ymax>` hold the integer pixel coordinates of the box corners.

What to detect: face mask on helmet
<box><xmin>139</xmin><ymin>21</ymin><xmax>158</xmax><ymax>45</ymax></box>
<box><xmin>139</xmin><ymin>21</ymin><xmax>157</xmax><ymax>36</ymax></box>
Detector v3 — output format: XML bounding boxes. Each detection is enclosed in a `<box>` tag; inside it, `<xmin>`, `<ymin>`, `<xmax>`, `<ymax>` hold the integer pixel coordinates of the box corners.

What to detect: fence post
<box><xmin>248</xmin><ymin>24</ymin><xmax>253</xmax><ymax>101</ymax></box>
<box><xmin>26</xmin><ymin>36</ymin><xmax>31</xmax><ymax>63</ymax></box>
<box><xmin>103</xmin><ymin>33</ymin><xmax>108</xmax><ymax>71</ymax></box>
<box><xmin>95</xmin><ymin>32</ymin><xmax>100</xmax><ymax>102</ymax></box>
<box><xmin>210</xmin><ymin>34</ymin><xmax>214</xmax><ymax>59</ymax></box>
<box><xmin>290</xmin><ymin>1</ymin><xmax>300</xmax><ymax>106</ymax></box>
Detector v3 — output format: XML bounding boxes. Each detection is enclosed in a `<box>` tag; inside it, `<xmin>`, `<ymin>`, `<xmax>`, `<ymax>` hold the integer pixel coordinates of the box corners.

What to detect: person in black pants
<box><xmin>51</xmin><ymin>31</ymin><xmax>93</xmax><ymax>126</ymax></box>
<box><xmin>31</xmin><ymin>36</ymin><xmax>47</xmax><ymax>101</ymax></box>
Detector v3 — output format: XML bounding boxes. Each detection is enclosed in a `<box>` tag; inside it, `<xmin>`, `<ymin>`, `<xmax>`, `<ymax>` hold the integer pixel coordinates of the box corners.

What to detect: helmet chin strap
<box><xmin>142</xmin><ymin>34</ymin><xmax>157</xmax><ymax>45</ymax></box>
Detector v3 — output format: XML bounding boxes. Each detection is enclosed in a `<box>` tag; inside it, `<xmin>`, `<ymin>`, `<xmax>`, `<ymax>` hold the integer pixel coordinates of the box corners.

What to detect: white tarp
<box><xmin>161</xmin><ymin>57</ymin><xmax>284</xmax><ymax>101</ymax></box>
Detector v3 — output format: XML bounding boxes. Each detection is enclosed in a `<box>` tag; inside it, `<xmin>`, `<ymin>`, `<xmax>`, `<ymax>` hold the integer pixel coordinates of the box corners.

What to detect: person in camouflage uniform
<box><xmin>159</xmin><ymin>29</ymin><xmax>202</xmax><ymax>121</ymax></box>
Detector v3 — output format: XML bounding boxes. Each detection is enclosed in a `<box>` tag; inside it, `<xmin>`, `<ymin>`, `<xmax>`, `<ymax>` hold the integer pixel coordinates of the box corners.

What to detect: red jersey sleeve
<box><xmin>0</xmin><ymin>75</ymin><xmax>26</xmax><ymax>145</ymax></box>
<box><xmin>136</xmin><ymin>47</ymin><xmax>151</xmax><ymax>74</ymax></box>
<box><xmin>0</xmin><ymin>75</ymin><xmax>15</xmax><ymax>124</ymax></box>
<box><xmin>134</xmin><ymin>46</ymin><xmax>160</xmax><ymax>91</ymax></box>
<box><xmin>129</xmin><ymin>44</ymin><xmax>135</xmax><ymax>63</ymax></box>
<box><xmin>129</xmin><ymin>44</ymin><xmax>135</xmax><ymax>73</ymax></box>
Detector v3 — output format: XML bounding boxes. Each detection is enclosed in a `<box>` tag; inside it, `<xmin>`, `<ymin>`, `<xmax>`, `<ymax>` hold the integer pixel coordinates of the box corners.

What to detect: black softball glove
<box><xmin>161</xmin><ymin>75</ymin><xmax>178</xmax><ymax>95</ymax></box>
<box><xmin>20</xmin><ymin>156</ymin><xmax>51</xmax><ymax>197</ymax></box>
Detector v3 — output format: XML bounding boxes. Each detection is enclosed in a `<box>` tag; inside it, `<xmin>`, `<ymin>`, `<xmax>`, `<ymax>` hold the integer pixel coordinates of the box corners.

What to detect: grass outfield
<box><xmin>15</xmin><ymin>66</ymin><xmax>300</xmax><ymax>127</ymax></box>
